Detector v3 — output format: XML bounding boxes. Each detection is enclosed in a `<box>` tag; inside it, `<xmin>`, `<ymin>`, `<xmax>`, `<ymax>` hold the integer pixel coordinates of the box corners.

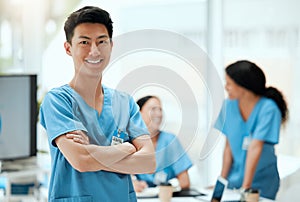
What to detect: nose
<box><xmin>89</xmin><ymin>42</ymin><xmax>100</xmax><ymax>56</ymax></box>
<box><xmin>225</xmin><ymin>83</ymin><xmax>229</xmax><ymax>92</ymax></box>
<box><xmin>152</xmin><ymin>107</ymin><xmax>162</xmax><ymax>117</ymax></box>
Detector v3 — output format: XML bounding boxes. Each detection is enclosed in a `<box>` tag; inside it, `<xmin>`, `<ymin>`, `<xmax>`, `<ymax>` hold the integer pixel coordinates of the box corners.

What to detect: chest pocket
<box><xmin>111</xmin><ymin>92</ymin><xmax>130</xmax><ymax>139</ymax></box>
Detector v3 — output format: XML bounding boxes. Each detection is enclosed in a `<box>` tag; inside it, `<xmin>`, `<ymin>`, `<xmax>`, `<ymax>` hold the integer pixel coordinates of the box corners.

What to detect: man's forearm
<box><xmin>65</xmin><ymin>133</ymin><xmax>156</xmax><ymax>174</ymax></box>
<box><xmin>85</xmin><ymin>142</ymin><xmax>137</xmax><ymax>169</ymax></box>
<box><xmin>105</xmin><ymin>147</ymin><xmax>156</xmax><ymax>174</ymax></box>
<box><xmin>98</xmin><ymin>135</ymin><xmax>156</xmax><ymax>174</ymax></box>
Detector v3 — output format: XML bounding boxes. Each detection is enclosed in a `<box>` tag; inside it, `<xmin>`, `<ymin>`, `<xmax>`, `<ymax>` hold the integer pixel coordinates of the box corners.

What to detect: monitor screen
<box><xmin>0</xmin><ymin>74</ymin><xmax>37</xmax><ymax>160</ymax></box>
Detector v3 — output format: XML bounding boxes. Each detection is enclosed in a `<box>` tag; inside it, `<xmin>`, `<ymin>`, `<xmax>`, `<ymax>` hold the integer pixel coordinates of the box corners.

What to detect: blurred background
<box><xmin>0</xmin><ymin>0</ymin><xmax>300</xmax><ymax>200</ymax></box>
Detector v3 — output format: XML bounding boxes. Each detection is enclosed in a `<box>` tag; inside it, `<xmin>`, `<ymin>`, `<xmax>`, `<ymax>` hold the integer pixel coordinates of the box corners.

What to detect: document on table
<box><xmin>136</xmin><ymin>187</ymin><xmax>159</xmax><ymax>198</ymax></box>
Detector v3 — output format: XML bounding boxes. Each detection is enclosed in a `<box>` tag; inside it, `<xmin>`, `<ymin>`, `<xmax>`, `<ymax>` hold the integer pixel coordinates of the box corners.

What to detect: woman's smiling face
<box><xmin>140</xmin><ymin>97</ymin><xmax>163</xmax><ymax>135</ymax></box>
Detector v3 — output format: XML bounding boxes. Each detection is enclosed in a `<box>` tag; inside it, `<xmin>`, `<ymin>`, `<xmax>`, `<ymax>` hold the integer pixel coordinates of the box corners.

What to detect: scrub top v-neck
<box><xmin>215</xmin><ymin>97</ymin><xmax>281</xmax><ymax>199</ymax></box>
<box><xmin>40</xmin><ymin>84</ymin><xmax>149</xmax><ymax>202</ymax></box>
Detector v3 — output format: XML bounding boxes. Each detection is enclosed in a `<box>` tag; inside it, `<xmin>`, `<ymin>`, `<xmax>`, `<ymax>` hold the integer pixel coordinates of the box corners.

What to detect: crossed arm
<box><xmin>55</xmin><ymin>130</ymin><xmax>156</xmax><ymax>174</ymax></box>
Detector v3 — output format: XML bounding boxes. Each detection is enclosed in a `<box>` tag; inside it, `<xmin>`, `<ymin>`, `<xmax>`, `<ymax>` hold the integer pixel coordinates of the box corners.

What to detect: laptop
<box><xmin>211</xmin><ymin>176</ymin><xmax>228</xmax><ymax>201</ymax></box>
<box><xmin>196</xmin><ymin>176</ymin><xmax>241</xmax><ymax>202</ymax></box>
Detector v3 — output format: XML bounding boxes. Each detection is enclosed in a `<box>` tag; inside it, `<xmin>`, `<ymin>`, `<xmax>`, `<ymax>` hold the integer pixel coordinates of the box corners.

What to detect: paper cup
<box><xmin>158</xmin><ymin>185</ymin><xmax>173</xmax><ymax>202</ymax></box>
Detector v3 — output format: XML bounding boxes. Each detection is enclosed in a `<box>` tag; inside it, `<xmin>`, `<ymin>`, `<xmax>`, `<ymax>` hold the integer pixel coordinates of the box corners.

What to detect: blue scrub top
<box><xmin>40</xmin><ymin>84</ymin><xmax>149</xmax><ymax>202</ymax></box>
<box><xmin>215</xmin><ymin>97</ymin><xmax>281</xmax><ymax>200</ymax></box>
<box><xmin>136</xmin><ymin>131</ymin><xmax>193</xmax><ymax>187</ymax></box>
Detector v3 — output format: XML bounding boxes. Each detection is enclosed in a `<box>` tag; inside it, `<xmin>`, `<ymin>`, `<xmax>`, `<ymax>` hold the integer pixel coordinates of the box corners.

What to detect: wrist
<box><xmin>240</xmin><ymin>187</ymin><xmax>246</xmax><ymax>194</ymax></box>
<box><xmin>123</xmin><ymin>142</ymin><xmax>136</xmax><ymax>153</ymax></box>
<box><xmin>241</xmin><ymin>183</ymin><xmax>251</xmax><ymax>190</ymax></box>
<box><xmin>240</xmin><ymin>187</ymin><xmax>251</xmax><ymax>194</ymax></box>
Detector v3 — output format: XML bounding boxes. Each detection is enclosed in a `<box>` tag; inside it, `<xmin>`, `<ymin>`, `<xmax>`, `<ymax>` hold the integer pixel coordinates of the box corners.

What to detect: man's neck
<box><xmin>69</xmin><ymin>75</ymin><xmax>104</xmax><ymax>110</ymax></box>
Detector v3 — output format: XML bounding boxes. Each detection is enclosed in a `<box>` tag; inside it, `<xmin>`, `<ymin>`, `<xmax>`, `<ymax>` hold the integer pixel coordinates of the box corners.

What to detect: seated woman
<box><xmin>133</xmin><ymin>95</ymin><xmax>193</xmax><ymax>192</ymax></box>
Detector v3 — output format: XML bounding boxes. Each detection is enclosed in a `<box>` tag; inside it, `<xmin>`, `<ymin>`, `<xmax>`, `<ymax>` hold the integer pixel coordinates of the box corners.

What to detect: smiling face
<box><xmin>140</xmin><ymin>97</ymin><xmax>163</xmax><ymax>136</ymax></box>
<box><xmin>64</xmin><ymin>23</ymin><xmax>113</xmax><ymax>77</ymax></box>
<box><xmin>225</xmin><ymin>74</ymin><xmax>246</xmax><ymax>99</ymax></box>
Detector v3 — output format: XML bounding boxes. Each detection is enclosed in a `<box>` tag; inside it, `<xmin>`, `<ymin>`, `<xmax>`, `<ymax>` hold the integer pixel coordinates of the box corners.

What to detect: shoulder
<box><xmin>46</xmin><ymin>84</ymin><xmax>72</xmax><ymax>96</ymax></box>
<box><xmin>103</xmin><ymin>85</ymin><xmax>133</xmax><ymax>102</ymax></box>
<box><xmin>103</xmin><ymin>85</ymin><xmax>130</xmax><ymax>97</ymax></box>
<box><xmin>159</xmin><ymin>131</ymin><xmax>177</xmax><ymax>141</ymax></box>
<box><xmin>260</xmin><ymin>97</ymin><xmax>277</xmax><ymax>108</ymax></box>
<box><xmin>224</xmin><ymin>98</ymin><xmax>238</xmax><ymax>108</ymax></box>
<box><xmin>258</xmin><ymin>97</ymin><xmax>280</xmax><ymax>114</ymax></box>
<box><xmin>220</xmin><ymin>99</ymin><xmax>238</xmax><ymax>117</ymax></box>
<box><xmin>219</xmin><ymin>99</ymin><xmax>238</xmax><ymax>113</ymax></box>
<box><xmin>254</xmin><ymin>97</ymin><xmax>282</xmax><ymax>126</ymax></box>
<box><xmin>44</xmin><ymin>84</ymin><xmax>74</xmax><ymax>103</ymax></box>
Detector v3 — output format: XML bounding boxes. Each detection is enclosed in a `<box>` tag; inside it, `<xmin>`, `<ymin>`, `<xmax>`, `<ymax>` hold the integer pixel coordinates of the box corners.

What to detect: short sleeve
<box><xmin>170</xmin><ymin>137</ymin><xmax>193</xmax><ymax>176</ymax></box>
<box><xmin>40</xmin><ymin>91</ymin><xmax>87</xmax><ymax>147</ymax></box>
<box><xmin>214</xmin><ymin>100</ymin><xmax>228</xmax><ymax>134</ymax></box>
<box><xmin>252</xmin><ymin>100</ymin><xmax>281</xmax><ymax>144</ymax></box>
<box><xmin>156</xmin><ymin>133</ymin><xmax>193</xmax><ymax>176</ymax></box>
<box><xmin>127</xmin><ymin>96</ymin><xmax>149</xmax><ymax>140</ymax></box>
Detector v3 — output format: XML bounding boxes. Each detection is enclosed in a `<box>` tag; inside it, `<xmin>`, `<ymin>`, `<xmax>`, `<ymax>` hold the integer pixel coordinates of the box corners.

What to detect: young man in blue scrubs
<box><xmin>40</xmin><ymin>6</ymin><xmax>156</xmax><ymax>202</ymax></box>
<box><xmin>215</xmin><ymin>60</ymin><xmax>288</xmax><ymax>200</ymax></box>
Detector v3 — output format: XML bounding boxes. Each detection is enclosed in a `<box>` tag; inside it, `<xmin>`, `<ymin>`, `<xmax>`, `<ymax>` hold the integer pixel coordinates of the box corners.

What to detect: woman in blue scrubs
<box><xmin>132</xmin><ymin>96</ymin><xmax>193</xmax><ymax>192</ymax></box>
<box><xmin>215</xmin><ymin>60</ymin><xmax>288</xmax><ymax>200</ymax></box>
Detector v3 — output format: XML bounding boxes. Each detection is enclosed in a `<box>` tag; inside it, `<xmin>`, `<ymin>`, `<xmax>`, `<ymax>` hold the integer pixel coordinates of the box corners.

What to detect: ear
<box><xmin>64</xmin><ymin>41</ymin><xmax>72</xmax><ymax>56</ymax></box>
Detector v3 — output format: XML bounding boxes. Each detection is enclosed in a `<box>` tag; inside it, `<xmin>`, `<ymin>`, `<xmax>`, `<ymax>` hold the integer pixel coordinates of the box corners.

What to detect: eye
<box><xmin>98</xmin><ymin>39</ymin><xmax>110</xmax><ymax>46</ymax></box>
<box><xmin>79</xmin><ymin>40</ymin><xmax>89</xmax><ymax>45</ymax></box>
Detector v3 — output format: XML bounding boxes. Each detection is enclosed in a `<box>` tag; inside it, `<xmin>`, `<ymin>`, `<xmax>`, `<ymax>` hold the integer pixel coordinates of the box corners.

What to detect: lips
<box><xmin>85</xmin><ymin>58</ymin><xmax>103</xmax><ymax>64</ymax></box>
<box><xmin>151</xmin><ymin>118</ymin><xmax>162</xmax><ymax>124</ymax></box>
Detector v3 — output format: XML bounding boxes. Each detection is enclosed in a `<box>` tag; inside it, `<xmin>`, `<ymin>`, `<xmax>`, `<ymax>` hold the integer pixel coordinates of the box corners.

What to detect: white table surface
<box><xmin>137</xmin><ymin>187</ymin><xmax>275</xmax><ymax>202</ymax></box>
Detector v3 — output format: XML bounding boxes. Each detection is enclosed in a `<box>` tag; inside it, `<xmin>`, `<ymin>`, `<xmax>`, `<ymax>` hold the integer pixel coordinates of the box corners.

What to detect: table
<box><xmin>137</xmin><ymin>188</ymin><xmax>275</xmax><ymax>202</ymax></box>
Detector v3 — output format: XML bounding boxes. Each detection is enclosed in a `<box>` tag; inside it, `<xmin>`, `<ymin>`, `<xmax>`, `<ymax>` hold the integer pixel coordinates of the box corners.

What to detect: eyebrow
<box><xmin>78</xmin><ymin>35</ymin><xmax>109</xmax><ymax>40</ymax></box>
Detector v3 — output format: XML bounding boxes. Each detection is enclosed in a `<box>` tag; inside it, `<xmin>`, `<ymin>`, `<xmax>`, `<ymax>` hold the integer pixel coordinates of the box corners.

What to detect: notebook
<box><xmin>136</xmin><ymin>187</ymin><xmax>205</xmax><ymax>199</ymax></box>
<box><xmin>172</xmin><ymin>188</ymin><xmax>205</xmax><ymax>197</ymax></box>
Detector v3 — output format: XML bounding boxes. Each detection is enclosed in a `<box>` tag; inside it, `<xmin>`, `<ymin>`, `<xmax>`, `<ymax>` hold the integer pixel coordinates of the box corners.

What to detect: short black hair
<box><xmin>64</xmin><ymin>6</ymin><xmax>113</xmax><ymax>44</ymax></box>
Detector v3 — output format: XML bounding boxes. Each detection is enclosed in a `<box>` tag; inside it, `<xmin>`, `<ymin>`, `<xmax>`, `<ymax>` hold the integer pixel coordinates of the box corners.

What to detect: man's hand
<box><xmin>132</xmin><ymin>179</ymin><xmax>148</xmax><ymax>192</ymax></box>
<box><xmin>66</xmin><ymin>130</ymin><xmax>89</xmax><ymax>145</ymax></box>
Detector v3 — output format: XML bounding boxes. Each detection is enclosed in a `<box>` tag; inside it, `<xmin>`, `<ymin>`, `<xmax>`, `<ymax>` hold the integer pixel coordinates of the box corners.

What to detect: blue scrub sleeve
<box><xmin>252</xmin><ymin>101</ymin><xmax>281</xmax><ymax>144</ymax></box>
<box><xmin>170</xmin><ymin>137</ymin><xmax>193</xmax><ymax>176</ymax></box>
<box><xmin>40</xmin><ymin>91</ymin><xmax>87</xmax><ymax>147</ymax></box>
<box><xmin>158</xmin><ymin>135</ymin><xmax>193</xmax><ymax>176</ymax></box>
<box><xmin>214</xmin><ymin>100</ymin><xmax>227</xmax><ymax>133</ymax></box>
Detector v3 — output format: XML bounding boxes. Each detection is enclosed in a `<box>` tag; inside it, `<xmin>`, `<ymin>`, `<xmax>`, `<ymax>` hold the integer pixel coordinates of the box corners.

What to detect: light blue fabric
<box><xmin>0</xmin><ymin>177</ymin><xmax>6</xmax><ymax>189</ymax></box>
<box><xmin>136</xmin><ymin>131</ymin><xmax>193</xmax><ymax>187</ymax></box>
<box><xmin>40</xmin><ymin>84</ymin><xmax>149</xmax><ymax>202</ymax></box>
<box><xmin>215</xmin><ymin>97</ymin><xmax>281</xmax><ymax>200</ymax></box>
